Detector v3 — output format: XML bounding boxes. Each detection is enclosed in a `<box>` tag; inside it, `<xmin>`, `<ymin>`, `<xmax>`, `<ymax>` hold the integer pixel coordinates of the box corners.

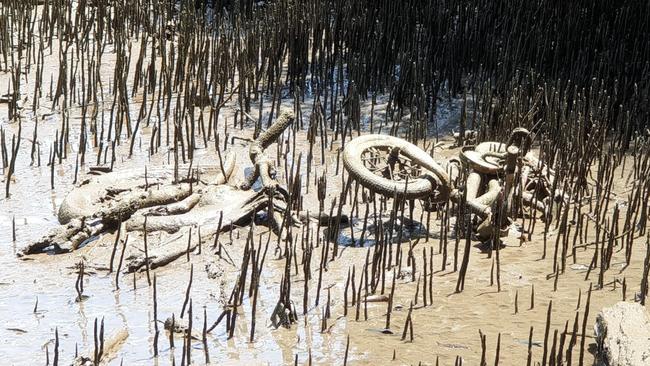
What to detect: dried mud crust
<box><xmin>595</xmin><ymin>301</ymin><xmax>650</xmax><ymax>366</ymax></box>
<box><xmin>343</xmin><ymin>134</ymin><xmax>451</xmax><ymax>202</ymax></box>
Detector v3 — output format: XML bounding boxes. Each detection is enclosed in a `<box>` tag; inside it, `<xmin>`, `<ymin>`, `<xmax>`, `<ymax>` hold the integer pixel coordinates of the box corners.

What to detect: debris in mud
<box><xmin>20</xmin><ymin>111</ymin><xmax>304</xmax><ymax>261</ymax></box>
<box><xmin>72</xmin><ymin>328</ymin><xmax>129</xmax><ymax>366</ymax></box>
<box><xmin>342</xmin><ymin>127</ymin><xmax>558</xmax><ymax>244</ymax></box>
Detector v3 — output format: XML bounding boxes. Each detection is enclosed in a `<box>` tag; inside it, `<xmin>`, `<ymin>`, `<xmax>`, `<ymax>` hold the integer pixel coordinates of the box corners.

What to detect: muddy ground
<box><xmin>3</xmin><ymin>93</ymin><xmax>645</xmax><ymax>365</ymax></box>
<box><xmin>0</xmin><ymin>5</ymin><xmax>648</xmax><ymax>366</ymax></box>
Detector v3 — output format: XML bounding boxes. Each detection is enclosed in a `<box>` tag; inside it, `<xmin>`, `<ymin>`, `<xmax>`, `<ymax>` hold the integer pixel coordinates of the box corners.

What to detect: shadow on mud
<box><xmin>327</xmin><ymin>215</ymin><xmax>438</xmax><ymax>248</ymax></box>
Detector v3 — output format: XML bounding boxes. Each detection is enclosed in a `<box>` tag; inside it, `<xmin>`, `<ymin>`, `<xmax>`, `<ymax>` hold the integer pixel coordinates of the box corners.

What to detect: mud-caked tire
<box><xmin>343</xmin><ymin>135</ymin><xmax>451</xmax><ymax>202</ymax></box>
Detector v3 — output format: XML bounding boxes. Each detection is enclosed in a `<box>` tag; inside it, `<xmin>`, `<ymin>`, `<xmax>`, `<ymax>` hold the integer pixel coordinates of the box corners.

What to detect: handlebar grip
<box><xmin>255</xmin><ymin>109</ymin><xmax>294</xmax><ymax>150</ymax></box>
<box><xmin>244</xmin><ymin>109</ymin><xmax>295</xmax><ymax>190</ymax></box>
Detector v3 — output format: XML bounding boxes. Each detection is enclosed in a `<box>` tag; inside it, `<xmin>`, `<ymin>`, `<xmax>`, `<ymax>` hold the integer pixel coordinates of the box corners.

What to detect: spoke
<box><xmin>362</xmin><ymin>154</ymin><xmax>385</xmax><ymax>162</ymax></box>
<box><xmin>362</xmin><ymin>147</ymin><xmax>426</xmax><ymax>181</ymax></box>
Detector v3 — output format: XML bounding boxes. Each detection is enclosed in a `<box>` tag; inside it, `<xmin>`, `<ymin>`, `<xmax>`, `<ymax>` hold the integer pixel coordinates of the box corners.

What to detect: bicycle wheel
<box><xmin>343</xmin><ymin>135</ymin><xmax>451</xmax><ymax>202</ymax></box>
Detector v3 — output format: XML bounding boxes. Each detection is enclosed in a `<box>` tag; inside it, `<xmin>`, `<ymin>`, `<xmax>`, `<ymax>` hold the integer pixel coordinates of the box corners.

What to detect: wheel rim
<box><xmin>344</xmin><ymin>134</ymin><xmax>451</xmax><ymax>202</ymax></box>
<box><xmin>360</xmin><ymin>146</ymin><xmax>424</xmax><ymax>183</ymax></box>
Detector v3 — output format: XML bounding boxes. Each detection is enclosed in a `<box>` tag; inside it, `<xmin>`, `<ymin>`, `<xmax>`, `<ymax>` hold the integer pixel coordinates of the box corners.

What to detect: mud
<box><xmin>0</xmin><ymin>3</ymin><xmax>647</xmax><ymax>366</ymax></box>
<box><xmin>3</xmin><ymin>99</ymin><xmax>645</xmax><ymax>365</ymax></box>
